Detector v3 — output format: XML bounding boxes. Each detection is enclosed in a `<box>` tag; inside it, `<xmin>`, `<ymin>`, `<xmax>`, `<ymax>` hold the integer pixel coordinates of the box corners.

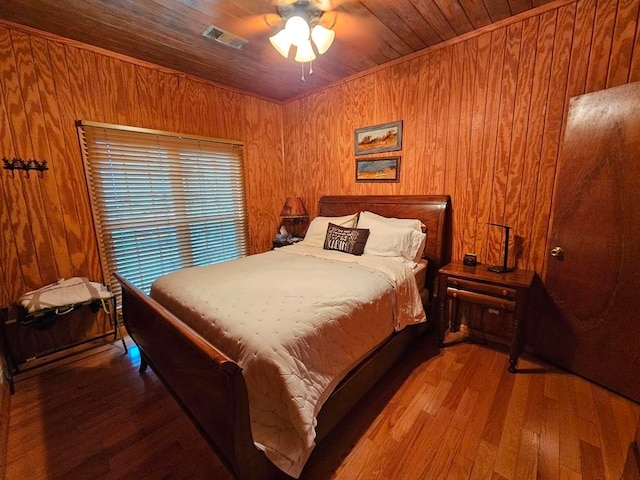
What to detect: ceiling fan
<box><xmin>232</xmin><ymin>0</ymin><xmax>351</xmax><ymax>80</ymax></box>
<box><xmin>269</xmin><ymin>1</ymin><xmax>337</xmax><ymax>60</ymax></box>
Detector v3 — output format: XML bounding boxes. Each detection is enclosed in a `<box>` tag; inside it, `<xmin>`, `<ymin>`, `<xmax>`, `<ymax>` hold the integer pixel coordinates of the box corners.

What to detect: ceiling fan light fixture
<box><xmin>310</xmin><ymin>24</ymin><xmax>334</xmax><ymax>54</ymax></box>
<box><xmin>269</xmin><ymin>2</ymin><xmax>336</xmax><ymax>81</ymax></box>
<box><xmin>269</xmin><ymin>29</ymin><xmax>292</xmax><ymax>58</ymax></box>
<box><xmin>294</xmin><ymin>39</ymin><xmax>316</xmax><ymax>63</ymax></box>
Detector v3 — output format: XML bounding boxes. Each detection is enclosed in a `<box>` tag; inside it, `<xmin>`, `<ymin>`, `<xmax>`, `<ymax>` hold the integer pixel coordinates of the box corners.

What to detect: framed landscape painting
<box><xmin>354</xmin><ymin>120</ymin><xmax>403</xmax><ymax>155</ymax></box>
<box><xmin>355</xmin><ymin>157</ymin><xmax>400</xmax><ymax>183</ymax></box>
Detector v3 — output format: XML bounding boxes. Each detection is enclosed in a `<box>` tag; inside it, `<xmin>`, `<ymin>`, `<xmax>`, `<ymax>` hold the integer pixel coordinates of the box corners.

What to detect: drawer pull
<box><xmin>501</xmin><ymin>289</ymin><xmax>508</xmax><ymax>296</ymax></box>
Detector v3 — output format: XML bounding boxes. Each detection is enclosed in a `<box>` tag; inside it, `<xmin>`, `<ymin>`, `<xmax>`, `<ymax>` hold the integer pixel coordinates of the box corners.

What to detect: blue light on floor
<box><xmin>127</xmin><ymin>343</ymin><xmax>140</xmax><ymax>364</ymax></box>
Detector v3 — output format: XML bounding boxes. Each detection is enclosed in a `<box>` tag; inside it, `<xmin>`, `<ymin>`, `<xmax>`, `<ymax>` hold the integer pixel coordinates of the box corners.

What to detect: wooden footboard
<box><xmin>115</xmin><ymin>273</ymin><xmax>286</xmax><ymax>480</ymax></box>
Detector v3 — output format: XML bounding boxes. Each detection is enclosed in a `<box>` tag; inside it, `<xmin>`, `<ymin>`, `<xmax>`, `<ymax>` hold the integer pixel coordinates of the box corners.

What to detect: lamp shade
<box><xmin>295</xmin><ymin>39</ymin><xmax>317</xmax><ymax>63</ymax></box>
<box><xmin>280</xmin><ymin>197</ymin><xmax>308</xmax><ymax>218</ymax></box>
<box><xmin>269</xmin><ymin>29</ymin><xmax>292</xmax><ymax>58</ymax></box>
<box><xmin>311</xmin><ymin>25</ymin><xmax>335</xmax><ymax>54</ymax></box>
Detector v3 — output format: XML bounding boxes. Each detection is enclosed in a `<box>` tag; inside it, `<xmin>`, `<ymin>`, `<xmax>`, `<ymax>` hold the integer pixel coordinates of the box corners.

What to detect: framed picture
<box><xmin>354</xmin><ymin>120</ymin><xmax>403</xmax><ymax>155</ymax></box>
<box><xmin>355</xmin><ymin>156</ymin><xmax>401</xmax><ymax>183</ymax></box>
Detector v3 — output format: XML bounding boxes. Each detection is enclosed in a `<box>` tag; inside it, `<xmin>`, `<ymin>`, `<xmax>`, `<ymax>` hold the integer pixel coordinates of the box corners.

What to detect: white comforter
<box><xmin>150</xmin><ymin>244</ymin><xmax>425</xmax><ymax>477</ymax></box>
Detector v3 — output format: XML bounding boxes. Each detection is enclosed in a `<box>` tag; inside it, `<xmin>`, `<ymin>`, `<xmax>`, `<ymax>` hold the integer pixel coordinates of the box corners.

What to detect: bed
<box><xmin>115</xmin><ymin>194</ymin><xmax>451</xmax><ymax>479</ymax></box>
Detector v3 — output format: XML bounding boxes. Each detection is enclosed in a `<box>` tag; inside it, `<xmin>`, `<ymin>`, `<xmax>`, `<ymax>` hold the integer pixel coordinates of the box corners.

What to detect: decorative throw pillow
<box><xmin>323</xmin><ymin>223</ymin><xmax>370</xmax><ymax>256</ymax></box>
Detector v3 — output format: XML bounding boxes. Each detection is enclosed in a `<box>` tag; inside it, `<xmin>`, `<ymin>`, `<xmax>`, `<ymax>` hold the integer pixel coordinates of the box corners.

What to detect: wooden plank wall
<box><xmin>282</xmin><ymin>0</ymin><xmax>640</xmax><ymax>274</ymax></box>
<box><xmin>0</xmin><ymin>22</ymin><xmax>285</xmax><ymax>309</ymax></box>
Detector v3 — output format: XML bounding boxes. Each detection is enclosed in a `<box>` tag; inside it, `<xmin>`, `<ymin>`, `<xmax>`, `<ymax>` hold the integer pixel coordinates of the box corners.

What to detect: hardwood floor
<box><xmin>5</xmin><ymin>334</ymin><xmax>639</xmax><ymax>479</ymax></box>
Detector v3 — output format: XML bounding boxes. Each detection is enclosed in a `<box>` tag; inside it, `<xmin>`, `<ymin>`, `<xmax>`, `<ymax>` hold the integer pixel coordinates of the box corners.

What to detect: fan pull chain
<box><xmin>300</xmin><ymin>61</ymin><xmax>315</xmax><ymax>82</ymax></box>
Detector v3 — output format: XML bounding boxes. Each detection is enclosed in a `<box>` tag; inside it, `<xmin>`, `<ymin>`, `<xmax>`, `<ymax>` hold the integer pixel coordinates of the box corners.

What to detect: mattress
<box><xmin>150</xmin><ymin>245</ymin><xmax>425</xmax><ymax>477</ymax></box>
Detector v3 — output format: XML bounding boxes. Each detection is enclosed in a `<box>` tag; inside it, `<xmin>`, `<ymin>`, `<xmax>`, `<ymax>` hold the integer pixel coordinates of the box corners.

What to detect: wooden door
<box><xmin>541</xmin><ymin>81</ymin><xmax>640</xmax><ymax>402</ymax></box>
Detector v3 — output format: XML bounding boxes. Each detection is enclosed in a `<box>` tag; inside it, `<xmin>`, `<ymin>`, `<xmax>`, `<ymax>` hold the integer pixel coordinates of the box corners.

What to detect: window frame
<box><xmin>77</xmin><ymin>120</ymin><xmax>248</xmax><ymax>298</ymax></box>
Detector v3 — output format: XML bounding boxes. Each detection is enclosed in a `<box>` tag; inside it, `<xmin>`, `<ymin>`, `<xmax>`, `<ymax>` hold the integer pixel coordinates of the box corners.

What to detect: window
<box><xmin>77</xmin><ymin>121</ymin><xmax>248</xmax><ymax>296</ymax></box>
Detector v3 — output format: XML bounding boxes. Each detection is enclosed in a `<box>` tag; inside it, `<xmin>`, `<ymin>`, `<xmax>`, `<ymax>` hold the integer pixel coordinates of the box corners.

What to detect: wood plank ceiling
<box><xmin>0</xmin><ymin>0</ymin><xmax>556</xmax><ymax>102</ymax></box>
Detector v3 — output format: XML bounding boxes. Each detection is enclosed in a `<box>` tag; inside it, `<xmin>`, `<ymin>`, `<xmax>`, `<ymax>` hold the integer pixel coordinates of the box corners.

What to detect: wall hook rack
<box><xmin>2</xmin><ymin>157</ymin><xmax>49</xmax><ymax>178</ymax></box>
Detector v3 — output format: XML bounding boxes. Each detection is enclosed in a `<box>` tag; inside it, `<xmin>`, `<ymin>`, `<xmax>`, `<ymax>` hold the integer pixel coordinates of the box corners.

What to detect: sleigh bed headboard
<box><xmin>317</xmin><ymin>195</ymin><xmax>452</xmax><ymax>294</ymax></box>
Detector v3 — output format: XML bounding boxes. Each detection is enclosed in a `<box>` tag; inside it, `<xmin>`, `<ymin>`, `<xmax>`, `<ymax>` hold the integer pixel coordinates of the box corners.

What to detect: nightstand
<box><xmin>272</xmin><ymin>240</ymin><xmax>290</xmax><ymax>249</ymax></box>
<box><xmin>437</xmin><ymin>260</ymin><xmax>535</xmax><ymax>372</ymax></box>
<box><xmin>272</xmin><ymin>237</ymin><xmax>304</xmax><ymax>249</ymax></box>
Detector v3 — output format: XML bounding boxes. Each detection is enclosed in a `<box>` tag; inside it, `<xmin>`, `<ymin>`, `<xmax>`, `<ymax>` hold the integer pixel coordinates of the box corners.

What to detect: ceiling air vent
<box><xmin>202</xmin><ymin>25</ymin><xmax>248</xmax><ymax>50</ymax></box>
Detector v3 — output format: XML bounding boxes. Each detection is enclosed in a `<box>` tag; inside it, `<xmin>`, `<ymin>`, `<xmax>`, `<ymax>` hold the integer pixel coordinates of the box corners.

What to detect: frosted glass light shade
<box><xmin>295</xmin><ymin>40</ymin><xmax>316</xmax><ymax>63</ymax></box>
<box><xmin>285</xmin><ymin>16</ymin><xmax>310</xmax><ymax>47</ymax></box>
<box><xmin>311</xmin><ymin>25</ymin><xmax>335</xmax><ymax>54</ymax></box>
<box><xmin>269</xmin><ymin>29</ymin><xmax>292</xmax><ymax>58</ymax></box>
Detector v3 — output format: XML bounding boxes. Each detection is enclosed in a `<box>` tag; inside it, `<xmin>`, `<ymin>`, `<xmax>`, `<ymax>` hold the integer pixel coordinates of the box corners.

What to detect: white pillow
<box><xmin>302</xmin><ymin>213</ymin><xmax>358</xmax><ymax>247</ymax></box>
<box><xmin>358</xmin><ymin>210</ymin><xmax>424</xmax><ymax>232</ymax></box>
<box><xmin>357</xmin><ymin>212</ymin><xmax>426</xmax><ymax>262</ymax></box>
<box><xmin>361</xmin><ymin>222</ymin><xmax>426</xmax><ymax>263</ymax></box>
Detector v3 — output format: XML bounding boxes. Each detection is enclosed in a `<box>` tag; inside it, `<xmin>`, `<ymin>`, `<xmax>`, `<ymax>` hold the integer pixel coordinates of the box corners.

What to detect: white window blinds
<box><xmin>77</xmin><ymin>121</ymin><xmax>248</xmax><ymax>296</ymax></box>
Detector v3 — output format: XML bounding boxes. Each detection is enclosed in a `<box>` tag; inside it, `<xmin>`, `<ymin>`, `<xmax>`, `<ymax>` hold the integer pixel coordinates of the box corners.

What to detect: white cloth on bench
<box><xmin>18</xmin><ymin>277</ymin><xmax>112</xmax><ymax>314</ymax></box>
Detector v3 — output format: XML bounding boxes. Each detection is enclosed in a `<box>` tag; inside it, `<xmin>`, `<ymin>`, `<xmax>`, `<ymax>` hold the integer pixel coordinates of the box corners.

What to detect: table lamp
<box><xmin>487</xmin><ymin>223</ymin><xmax>515</xmax><ymax>273</ymax></box>
<box><xmin>279</xmin><ymin>197</ymin><xmax>309</xmax><ymax>239</ymax></box>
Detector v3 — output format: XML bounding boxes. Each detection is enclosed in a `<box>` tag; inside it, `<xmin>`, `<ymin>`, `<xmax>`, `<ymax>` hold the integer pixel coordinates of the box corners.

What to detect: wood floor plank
<box><xmin>580</xmin><ymin>440</ymin><xmax>607</xmax><ymax>480</ymax></box>
<box><xmin>558</xmin><ymin>373</ymin><xmax>583</xmax><ymax>474</ymax></box>
<box><xmin>610</xmin><ymin>394</ymin><xmax>640</xmax><ymax>456</ymax></box>
<box><xmin>451</xmin><ymin>387</ymin><xmax>480</xmax><ymax>432</ymax></box>
<box><xmin>482</xmin><ymin>364</ymin><xmax>517</xmax><ymax>447</ymax></box>
<box><xmin>470</xmin><ymin>439</ymin><xmax>499</xmax><ymax>479</ymax></box>
<box><xmin>578</xmin><ymin>417</ymin><xmax>601</xmax><ymax>447</ymax></box>
<box><xmin>448</xmin><ymin>454</ymin><xmax>475</xmax><ymax>480</ymax></box>
<box><xmin>494</xmin><ymin>373</ymin><xmax>532</xmax><ymax>478</ymax></box>
<box><xmin>419</xmin><ymin>425</ymin><xmax>464</xmax><ymax>479</ymax></box>
<box><xmin>513</xmin><ymin>428</ymin><xmax>540</xmax><ymax>479</ymax></box>
<box><xmin>6</xmin><ymin>335</ymin><xmax>639</xmax><ymax>480</ymax></box>
<box><xmin>538</xmin><ymin>397</ymin><xmax>561</xmax><ymax>480</ymax></box>
<box><xmin>460</xmin><ymin>350</ymin><xmax>507</xmax><ymax>461</ymax></box>
<box><xmin>559</xmin><ymin>464</ymin><xmax>583</xmax><ymax>480</ymax></box>
<box><xmin>592</xmin><ymin>386</ymin><xmax>625</xmax><ymax>479</ymax></box>
<box><xmin>523</xmin><ymin>373</ymin><xmax>545</xmax><ymax>434</ymax></box>
<box><xmin>574</xmin><ymin>375</ymin><xmax>598</xmax><ymax>423</ymax></box>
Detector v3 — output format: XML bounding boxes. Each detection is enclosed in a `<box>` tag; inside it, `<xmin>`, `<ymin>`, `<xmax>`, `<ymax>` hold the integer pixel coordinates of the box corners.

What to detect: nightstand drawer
<box><xmin>446</xmin><ymin>287</ymin><xmax>516</xmax><ymax>312</ymax></box>
<box><xmin>447</xmin><ymin>277</ymin><xmax>517</xmax><ymax>299</ymax></box>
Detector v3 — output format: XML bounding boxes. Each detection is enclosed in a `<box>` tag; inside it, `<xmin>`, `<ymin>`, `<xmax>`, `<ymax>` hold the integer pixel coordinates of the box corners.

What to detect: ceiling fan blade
<box><xmin>315</xmin><ymin>0</ymin><xmax>358</xmax><ymax>11</ymax></box>
<box><xmin>227</xmin><ymin>13</ymin><xmax>282</xmax><ymax>39</ymax></box>
<box><xmin>330</xmin><ymin>11</ymin><xmax>375</xmax><ymax>43</ymax></box>
<box><xmin>272</xmin><ymin>0</ymin><xmax>355</xmax><ymax>13</ymax></box>
<box><xmin>274</xmin><ymin>0</ymin><xmax>299</xmax><ymax>7</ymax></box>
